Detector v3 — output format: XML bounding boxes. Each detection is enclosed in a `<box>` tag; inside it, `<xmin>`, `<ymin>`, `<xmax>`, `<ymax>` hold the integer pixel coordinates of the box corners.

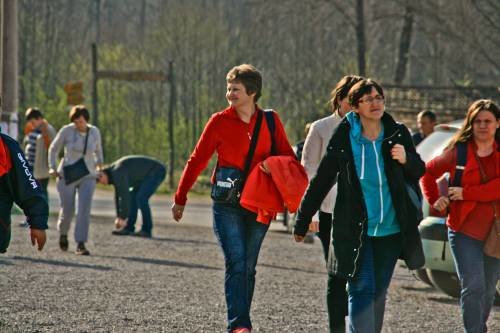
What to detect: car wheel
<box><xmin>415</xmin><ymin>269</ymin><xmax>433</xmax><ymax>287</ymax></box>
<box><xmin>426</xmin><ymin>269</ymin><xmax>461</xmax><ymax>298</ymax></box>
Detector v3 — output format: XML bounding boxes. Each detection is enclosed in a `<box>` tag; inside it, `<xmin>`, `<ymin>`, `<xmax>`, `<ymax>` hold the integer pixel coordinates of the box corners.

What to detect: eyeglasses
<box><xmin>359</xmin><ymin>96</ymin><xmax>385</xmax><ymax>104</ymax></box>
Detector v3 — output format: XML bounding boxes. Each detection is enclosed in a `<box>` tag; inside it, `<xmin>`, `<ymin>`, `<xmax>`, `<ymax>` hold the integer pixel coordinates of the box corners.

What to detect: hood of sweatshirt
<box><xmin>346</xmin><ymin>112</ymin><xmax>400</xmax><ymax>236</ymax></box>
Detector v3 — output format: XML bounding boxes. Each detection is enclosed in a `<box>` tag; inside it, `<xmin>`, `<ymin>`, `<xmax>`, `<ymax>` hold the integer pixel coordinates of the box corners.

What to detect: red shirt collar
<box><xmin>225</xmin><ymin>105</ymin><xmax>262</xmax><ymax>121</ymax></box>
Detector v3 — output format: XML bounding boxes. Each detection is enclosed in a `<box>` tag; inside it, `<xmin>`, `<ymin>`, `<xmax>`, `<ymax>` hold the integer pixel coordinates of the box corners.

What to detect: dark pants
<box><xmin>212</xmin><ymin>203</ymin><xmax>269</xmax><ymax>332</ymax></box>
<box><xmin>448</xmin><ymin>229</ymin><xmax>500</xmax><ymax>333</ymax></box>
<box><xmin>126</xmin><ymin>167</ymin><xmax>166</xmax><ymax>233</ymax></box>
<box><xmin>318</xmin><ymin>211</ymin><xmax>348</xmax><ymax>332</ymax></box>
<box><xmin>347</xmin><ymin>233</ymin><xmax>401</xmax><ymax>333</ymax></box>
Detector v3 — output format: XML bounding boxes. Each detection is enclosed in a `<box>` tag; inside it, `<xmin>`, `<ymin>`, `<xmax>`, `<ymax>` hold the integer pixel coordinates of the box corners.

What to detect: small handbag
<box><xmin>63</xmin><ymin>127</ymin><xmax>90</xmax><ymax>185</ymax></box>
<box><xmin>473</xmin><ymin>151</ymin><xmax>500</xmax><ymax>258</ymax></box>
<box><xmin>211</xmin><ymin>111</ymin><xmax>263</xmax><ymax>205</ymax></box>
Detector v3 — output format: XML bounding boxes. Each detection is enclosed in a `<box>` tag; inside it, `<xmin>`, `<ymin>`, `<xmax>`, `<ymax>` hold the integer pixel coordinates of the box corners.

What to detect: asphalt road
<box><xmin>1</xmin><ymin>184</ymin><xmax>498</xmax><ymax>332</ymax></box>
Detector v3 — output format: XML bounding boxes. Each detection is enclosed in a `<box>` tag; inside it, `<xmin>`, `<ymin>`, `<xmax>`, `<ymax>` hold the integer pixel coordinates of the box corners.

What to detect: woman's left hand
<box><xmin>448</xmin><ymin>187</ymin><xmax>463</xmax><ymax>200</ymax></box>
<box><xmin>391</xmin><ymin>144</ymin><xmax>407</xmax><ymax>164</ymax></box>
<box><xmin>259</xmin><ymin>161</ymin><xmax>270</xmax><ymax>174</ymax></box>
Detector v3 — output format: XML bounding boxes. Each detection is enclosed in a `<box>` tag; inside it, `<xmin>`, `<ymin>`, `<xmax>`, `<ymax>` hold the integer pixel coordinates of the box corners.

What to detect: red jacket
<box><xmin>240</xmin><ymin>156</ymin><xmax>308</xmax><ymax>224</ymax></box>
<box><xmin>420</xmin><ymin>141</ymin><xmax>500</xmax><ymax>239</ymax></box>
<box><xmin>174</xmin><ymin>106</ymin><xmax>295</xmax><ymax>205</ymax></box>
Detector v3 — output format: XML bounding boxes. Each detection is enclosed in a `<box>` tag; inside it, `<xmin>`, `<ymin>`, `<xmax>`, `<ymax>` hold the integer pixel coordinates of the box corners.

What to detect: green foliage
<box><xmin>17</xmin><ymin>0</ymin><xmax>500</xmax><ymax>191</ymax></box>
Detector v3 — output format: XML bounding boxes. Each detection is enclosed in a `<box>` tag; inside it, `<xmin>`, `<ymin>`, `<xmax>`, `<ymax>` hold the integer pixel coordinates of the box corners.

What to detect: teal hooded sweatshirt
<box><xmin>346</xmin><ymin>112</ymin><xmax>400</xmax><ymax>236</ymax></box>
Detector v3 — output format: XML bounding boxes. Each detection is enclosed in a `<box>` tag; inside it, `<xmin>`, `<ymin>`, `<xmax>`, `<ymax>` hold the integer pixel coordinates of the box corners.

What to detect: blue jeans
<box><xmin>347</xmin><ymin>233</ymin><xmax>401</xmax><ymax>333</ymax></box>
<box><xmin>212</xmin><ymin>203</ymin><xmax>269</xmax><ymax>332</ymax></box>
<box><xmin>448</xmin><ymin>229</ymin><xmax>500</xmax><ymax>333</ymax></box>
<box><xmin>126</xmin><ymin>167</ymin><xmax>166</xmax><ymax>233</ymax></box>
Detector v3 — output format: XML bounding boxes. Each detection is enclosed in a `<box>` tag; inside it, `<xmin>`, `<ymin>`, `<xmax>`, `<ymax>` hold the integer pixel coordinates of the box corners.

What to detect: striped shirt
<box><xmin>25</xmin><ymin>128</ymin><xmax>41</xmax><ymax>166</ymax></box>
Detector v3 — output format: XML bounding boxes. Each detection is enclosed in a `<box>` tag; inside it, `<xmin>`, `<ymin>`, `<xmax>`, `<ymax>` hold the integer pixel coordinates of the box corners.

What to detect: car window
<box><xmin>417</xmin><ymin>130</ymin><xmax>456</xmax><ymax>162</ymax></box>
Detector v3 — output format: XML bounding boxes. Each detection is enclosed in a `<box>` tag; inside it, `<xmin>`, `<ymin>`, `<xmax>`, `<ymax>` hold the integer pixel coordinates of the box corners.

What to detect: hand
<box><xmin>171</xmin><ymin>203</ymin><xmax>185</xmax><ymax>222</ymax></box>
<box><xmin>39</xmin><ymin>120</ymin><xmax>48</xmax><ymax>131</ymax></box>
<box><xmin>308</xmin><ymin>221</ymin><xmax>319</xmax><ymax>233</ymax></box>
<box><xmin>433</xmin><ymin>196</ymin><xmax>450</xmax><ymax>212</ymax></box>
<box><xmin>259</xmin><ymin>161</ymin><xmax>270</xmax><ymax>174</ymax></box>
<box><xmin>448</xmin><ymin>187</ymin><xmax>463</xmax><ymax>201</ymax></box>
<box><xmin>49</xmin><ymin>169</ymin><xmax>59</xmax><ymax>178</ymax></box>
<box><xmin>294</xmin><ymin>234</ymin><xmax>305</xmax><ymax>242</ymax></box>
<box><xmin>391</xmin><ymin>144</ymin><xmax>407</xmax><ymax>164</ymax></box>
<box><xmin>114</xmin><ymin>218</ymin><xmax>127</xmax><ymax>229</ymax></box>
<box><xmin>30</xmin><ymin>228</ymin><xmax>46</xmax><ymax>251</ymax></box>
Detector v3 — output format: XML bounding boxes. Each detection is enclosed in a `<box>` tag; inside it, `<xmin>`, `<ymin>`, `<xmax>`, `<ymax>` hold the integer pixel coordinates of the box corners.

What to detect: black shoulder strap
<box><xmin>243</xmin><ymin>111</ymin><xmax>263</xmax><ymax>177</ymax></box>
<box><xmin>82</xmin><ymin>126</ymin><xmax>90</xmax><ymax>156</ymax></box>
<box><xmin>451</xmin><ymin>142</ymin><xmax>467</xmax><ymax>186</ymax></box>
<box><xmin>264</xmin><ymin>109</ymin><xmax>276</xmax><ymax>155</ymax></box>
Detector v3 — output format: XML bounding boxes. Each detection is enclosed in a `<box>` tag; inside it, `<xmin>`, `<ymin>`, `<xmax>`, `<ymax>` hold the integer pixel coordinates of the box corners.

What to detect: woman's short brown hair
<box><xmin>226</xmin><ymin>64</ymin><xmax>262</xmax><ymax>102</ymax></box>
<box><xmin>69</xmin><ymin>105</ymin><xmax>90</xmax><ymax>122</ymax></box>
<box><xmin>348</xmin><ymin>79</ymin><xmax>384</xmax><ymax>108</ymax></box>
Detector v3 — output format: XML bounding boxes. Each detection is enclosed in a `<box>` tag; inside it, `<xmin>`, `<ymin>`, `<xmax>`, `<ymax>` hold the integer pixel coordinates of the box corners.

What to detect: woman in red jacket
<box><xmin>171</xmin><ymin>64</ymin><xmax>295</xmax><ymax>333</ymax></box>
<box><xmin>421</xmin><ymin>99</ymin><xmax>500</xmax><ymax>333</ymax></box>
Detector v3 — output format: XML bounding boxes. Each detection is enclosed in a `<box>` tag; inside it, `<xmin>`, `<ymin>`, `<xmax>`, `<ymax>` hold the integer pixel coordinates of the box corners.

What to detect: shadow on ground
<box><xmin>11</xmin><ymin>256</ymin><xmax>113</xmax><ymax>271</ymax></box>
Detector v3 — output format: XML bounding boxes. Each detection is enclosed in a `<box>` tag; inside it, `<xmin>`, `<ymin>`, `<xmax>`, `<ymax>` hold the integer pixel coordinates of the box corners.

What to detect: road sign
<box><xmin>64</xmin><ymin>81</ymin><xmax>84</xmax><ymax>105</ymax></box>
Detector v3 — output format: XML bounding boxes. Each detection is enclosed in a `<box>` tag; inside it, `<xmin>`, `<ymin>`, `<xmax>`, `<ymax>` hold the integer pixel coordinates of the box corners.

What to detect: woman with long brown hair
<box><xmin>421</xmin><ymin>99</ymin><xmax>500</xmax><ymax>333</ymax></box>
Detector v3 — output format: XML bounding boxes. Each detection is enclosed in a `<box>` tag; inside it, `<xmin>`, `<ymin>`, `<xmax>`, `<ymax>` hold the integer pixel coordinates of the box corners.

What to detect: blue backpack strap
<box><xmin>264</xmin><ymin>109</ymin><xmax>277</xmax><ymax>155</ymax></box>
<box><xmin>451</xmin><ymin>142</ymin><xmax>467</xmax><ymax>186</ymax></box>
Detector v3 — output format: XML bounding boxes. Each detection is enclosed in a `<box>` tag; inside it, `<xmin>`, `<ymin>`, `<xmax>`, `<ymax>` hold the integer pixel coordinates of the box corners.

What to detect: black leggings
<box><xmin>318</xmin><ymin>211</ymin><xmax>348</xmax><ymax>333</ymax></box>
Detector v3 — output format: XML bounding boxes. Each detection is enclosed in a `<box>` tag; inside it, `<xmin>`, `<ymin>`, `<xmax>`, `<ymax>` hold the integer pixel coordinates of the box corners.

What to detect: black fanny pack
<box><xmin>211</xmin><ymin>167</ymin><xmax>245</xmax><ymax>205</ymax></box>
<box><xmin>210</xmin><ymin>110</ymin><xmax>264</xmax><ymax>205</ymax></box>
<box><xmin>63</xmin><ymin>127</ymin><xmax>90</xmax><ymax>185</ymax></box>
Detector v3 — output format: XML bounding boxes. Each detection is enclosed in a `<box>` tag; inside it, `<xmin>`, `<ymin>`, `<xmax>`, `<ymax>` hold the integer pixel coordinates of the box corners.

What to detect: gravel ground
<box><xmin>0</xmin><ymin>215</ymin><xmax>498</xmax><ymax>332</ymax></box>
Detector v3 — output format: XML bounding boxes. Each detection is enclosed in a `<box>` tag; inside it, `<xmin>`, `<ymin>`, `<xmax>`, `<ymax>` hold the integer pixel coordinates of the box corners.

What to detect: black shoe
<box><xmin>59</xmin><ymin>235</ymin><xmax>69</xmax><ymax>251</ymax></box>
<box><xmin>75</xmin><ymin>242</ymin><xmax>90</xmax><ymax>255</ymax></box>
<box><xmin>132</xmin><ymin>230</ymin><xmax>152</xmax><ymax>238</ymax></box>
<box><xmin>111</xmin><ymin>228</ymin><xmax>133</xmax><ymax>236</ymax></box>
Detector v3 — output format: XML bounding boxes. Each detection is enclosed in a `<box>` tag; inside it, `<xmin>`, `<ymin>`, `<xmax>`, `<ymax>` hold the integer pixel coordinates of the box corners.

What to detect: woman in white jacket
<box><xmin>300</xmin><ymin>75</ymin><xmax>362</xmax><ymax>333</ymax></box>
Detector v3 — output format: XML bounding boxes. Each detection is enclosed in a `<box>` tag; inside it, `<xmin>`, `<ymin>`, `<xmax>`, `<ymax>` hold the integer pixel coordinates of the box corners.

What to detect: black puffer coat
<box><xmin>295</xmin><ymin>112</ymin><xmax>425</xmax><ymax>278</ymax></box>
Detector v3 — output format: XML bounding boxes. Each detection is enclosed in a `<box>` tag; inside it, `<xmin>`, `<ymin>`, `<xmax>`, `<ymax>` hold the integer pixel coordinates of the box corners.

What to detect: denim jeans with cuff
<box><xmin>347</xmin><ymin>233</ymin><xmax>401</xmax><ymax>333</ymax></box>
<box><xmin>448</xmin><ymin>229</ymin><xmax>500</xmax><ymax>333</ymax></box>
<box><xmin>212</xmin><ymin>202</ymin><xmax>269</xmax><ymax>332</ymax></box>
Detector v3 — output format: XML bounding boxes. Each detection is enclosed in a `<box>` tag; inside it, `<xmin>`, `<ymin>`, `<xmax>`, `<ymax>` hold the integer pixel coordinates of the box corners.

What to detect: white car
<box><xmin>416</xmin><ymin>120</ymin><xmax>500</xmax><ymax>303</ymax></box>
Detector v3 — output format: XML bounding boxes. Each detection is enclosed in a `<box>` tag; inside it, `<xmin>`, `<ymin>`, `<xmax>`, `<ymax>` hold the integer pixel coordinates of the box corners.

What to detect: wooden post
<box><xmin>355</xmin><ymin>0</ymin><xmax>366</xmax><ymax>76</ymax></box>
<box><xmin>168</xmin><ymin>61</ymin><xmax>176</xmax><ymax>189</ymax></box>
<box><xmin>1</xmin><ymin>0</ymin><xmax>19</xmax><ymax>138</ymax></box>
<box><xmin>91</xmin><ymin>43</ymin><xmax>99</xmax><ymax>127</ymax></box>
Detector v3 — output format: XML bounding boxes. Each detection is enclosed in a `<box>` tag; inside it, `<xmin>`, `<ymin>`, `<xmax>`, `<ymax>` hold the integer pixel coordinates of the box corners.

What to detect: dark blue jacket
<box><xmin>103</xmin><ymin>155</ymin><xmax>166</xmax><ymax>219</ymax></box>
<box><xmin>0</xmin><ymin>133</ymin><xmax>48</xmax><ymax>253</ymax></box>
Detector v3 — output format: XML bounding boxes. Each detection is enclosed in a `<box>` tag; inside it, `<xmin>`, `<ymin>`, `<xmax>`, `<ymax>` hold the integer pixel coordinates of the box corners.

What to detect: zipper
<box><xmin>383</xmin><ymin>127</ymin><xmax>400</xmax><ymax>144</ymax></box>
<box><xmin>349</xmin><ymin>219</ymin><xmax>364</xmax><ymax>277</ymax></box>
<box><xmin>372</xmin><ymin>141</ymin><xmax>384</xmax><ymax>236</ymax></box>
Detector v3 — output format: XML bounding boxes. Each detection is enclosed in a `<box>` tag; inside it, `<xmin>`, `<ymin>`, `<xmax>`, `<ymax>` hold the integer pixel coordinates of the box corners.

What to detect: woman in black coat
<box><xmin>294</xmin><ymin>79</ymin><xmax>425</xmax><ymax>333</ymax></box>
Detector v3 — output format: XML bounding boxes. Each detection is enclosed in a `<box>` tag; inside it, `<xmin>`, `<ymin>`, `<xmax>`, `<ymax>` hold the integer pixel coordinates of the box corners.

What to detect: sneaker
<box><xmin>59</xmin><ymin>235</ymin><xmax>69</xmax><ymax>251</ymax></box>
<box><xmin>132</xmin><ymin>230</ymin><xmax>152</xmax><ymax>238</ymax></box>
<box><xmin>75</xmin><ymin>242</ymin><xmax>90</xmax><ymax>256</ymax></box>
<box><xmin>111</xmin><ymin>228</ymin><xmax>133</xmax><ymax>236</ymax></box>
<box><xmin>232</xmin><ymin>328</ymin><xmax>250</xmax><ymax>333</ymax></box>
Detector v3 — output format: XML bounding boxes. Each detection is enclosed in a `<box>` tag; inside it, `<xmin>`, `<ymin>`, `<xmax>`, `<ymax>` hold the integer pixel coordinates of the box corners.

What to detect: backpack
<box><xmin>450</xmin><ymin>142</ymin><xmax>468</xmax><ymax>186</ymax></box>
<box><xmin>264</xmin><ymin>109</ymin><xmax>276</xmax><ymax>155</ymax></box>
